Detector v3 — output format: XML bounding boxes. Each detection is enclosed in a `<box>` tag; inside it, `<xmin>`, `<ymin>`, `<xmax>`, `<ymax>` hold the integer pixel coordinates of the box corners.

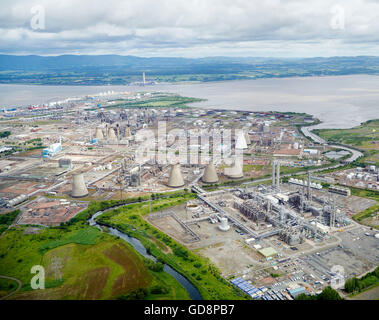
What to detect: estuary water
<box><xmin>1</xmin><ymin>74</ymin><xmax>379</xmax><ymax>129</ymax></box>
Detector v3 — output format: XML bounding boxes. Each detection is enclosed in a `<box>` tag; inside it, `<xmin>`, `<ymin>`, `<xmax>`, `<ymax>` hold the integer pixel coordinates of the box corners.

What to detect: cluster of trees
<box><xmin>0</xmin><ymin>131</ymin><xmax>11</xmax><ymax>138</ymax></box>
<box><xmin>117</xmin><ymin>288</ymin><xmax>148</xmax><ymax>300</ymax></box>
<box><xmin>144</xmin><ymin>259</ymin><xmax>164</xmax><ymax>272</ymax></box>
<box><xmin>0</xmin><ymin>210</ymin><xmax>20</xmax><ymax>235</ymax></box>
<box><xmin>344</xmin><ymin>267</ymin><xmax>379</xmax><ymax>293</ymax></box>
<box><xmin>296</xmin><ymin>287</ymin><xmax>343</xmax><ymax>300</ymax></box>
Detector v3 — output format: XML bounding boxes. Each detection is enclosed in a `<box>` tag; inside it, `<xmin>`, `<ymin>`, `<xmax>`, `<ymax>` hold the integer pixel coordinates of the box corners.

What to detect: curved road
<box><xmin>0</xmin><ymin>275</ymin><xmax>22</xmax><ymax>300</ymax></box>
<box><xmin>301</xmin><ymin>126</ymin><xmax>364</xmax><ymax>163</ymax></box>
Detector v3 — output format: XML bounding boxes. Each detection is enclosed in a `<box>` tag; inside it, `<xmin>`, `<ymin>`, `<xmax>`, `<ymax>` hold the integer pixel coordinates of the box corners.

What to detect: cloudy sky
<box><xmin>1</xmin><ymin>0</ymin><xmax>378</xmax><ymax>57</ymax></box>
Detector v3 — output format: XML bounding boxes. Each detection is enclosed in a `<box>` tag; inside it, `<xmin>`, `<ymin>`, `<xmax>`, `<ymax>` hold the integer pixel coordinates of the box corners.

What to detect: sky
<box><xmin>0</xmin><ymin>0</ymin><xmax>379</xmax><ymax>57</ymax></box>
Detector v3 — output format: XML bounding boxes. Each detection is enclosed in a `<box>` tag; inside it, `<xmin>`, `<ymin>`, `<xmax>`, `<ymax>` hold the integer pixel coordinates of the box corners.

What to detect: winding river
<box><xmin>88</xmin><ymin>208</ymin><xmax>202</xmax><ymax>300</ymax></box>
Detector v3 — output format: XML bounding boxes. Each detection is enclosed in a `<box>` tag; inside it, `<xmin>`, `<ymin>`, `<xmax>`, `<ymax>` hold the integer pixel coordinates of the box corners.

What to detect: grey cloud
<box><xmin>0</xmin><ymin>0</ymin><xmax>378</xmax><ymax>56</ymax></box>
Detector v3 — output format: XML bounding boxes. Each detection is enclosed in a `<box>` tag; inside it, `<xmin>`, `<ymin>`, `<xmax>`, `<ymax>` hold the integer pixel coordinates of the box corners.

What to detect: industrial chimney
<box><xmin>167</xmin><ymin>164</ymin><xmax>185</xmax><ymax>188</ymax></box>
<box><xmin>71</xmin><ymin>173</ymin><xmax>88</xmax><ymax>198</ymax></box>
<box><xmin>202</xmin><ymin>163</ymin><xmax>219</xmax><ymax>184</ymax></box>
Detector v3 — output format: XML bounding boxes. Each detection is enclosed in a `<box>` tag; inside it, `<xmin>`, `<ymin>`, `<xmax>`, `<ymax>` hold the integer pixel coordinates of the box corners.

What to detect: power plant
<box><xmin>167</xmin><ymin>164</ymin><xmax>185</xmax><ymax>188</ymax></box>
<box><xmin>202</xmin><ymin>163</ymin><xmax>219</xmax><ymax>183</ymax></box>
<box><xmin>71</xmin><ymin>173</ymin><xmax>89</xmax><ymax>198</ymax></box>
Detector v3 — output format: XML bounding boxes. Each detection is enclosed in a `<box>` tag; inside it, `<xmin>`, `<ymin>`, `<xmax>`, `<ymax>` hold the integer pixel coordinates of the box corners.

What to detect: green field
<box><xmin>0</xmin><ymin>210</ymin><xmax>190</xmax><ymax>299</ymax></box>
<box><xmin>96</xmin><ymin>194</ymin><xmax>248</xmax><ymax>300</ymax></box>
<box><xmin>314</xmin><ymin>119</ymin><xmax>379</xmax><ymax>150</ymax></box>
<box><xmin>314</xmin><ymin>119</ymin><xmax>379</xmax><ymax>166</ymax></box>
<box><xmin>350</xmin><ymin>187</ymin><xmax>379</xmax><ymax>229</ymax></box>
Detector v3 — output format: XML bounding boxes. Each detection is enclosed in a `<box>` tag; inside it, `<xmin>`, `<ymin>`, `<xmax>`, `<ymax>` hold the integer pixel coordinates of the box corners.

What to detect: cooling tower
<box><xmin>95</xmin><ymin>127</ymin><xmax>104</xmax><ymax>140</ymax></box>
<box><xmin>224</xmin><ymin>158</ymin><xmax>244</xmax><ymax>179</ymax></box>
<box><xmin>235</xmin><ymin>131</ymin><xmax>248</xmax><ymax>149</ymax></box>
<box><xmin>245</xmin><ymin>132</ymin><xmax>251</xmax><ymax>145</ymax></box>
<box><xmin>124</xmin><ymin>127</ymin><xmax>131</xmax><ymax>138</ymax></box>
<box><xmin>71</xmin><ymin>173</ymin><xmax>88</xmax><ymax>198</ymax></box>
<box><xmin>202</xmin><ymin>163</ymin><xmax>219</xmax><ymax>184</ymax></box>
<box><xmin>219</xmin><ymin>217</ymin><xmax>230</xmax><ymax>231</ymax></box>
<box><xmin>108</xmin><ymin>128</ymin><xmax>117</xmax><ymax>140</ymax></box>
<box><xmin>168</xmin><ymin>164</ymin><xmax>185</xmax><ymax>188</ymax></box>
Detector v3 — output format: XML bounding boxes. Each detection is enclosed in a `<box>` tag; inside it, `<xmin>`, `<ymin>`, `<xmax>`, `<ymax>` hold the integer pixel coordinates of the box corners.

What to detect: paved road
<box><xmin>0</xmin><ymin>275</ymin><xmax>22</xmax><ymax>300</ymax></box>
<box><xmin>301</xmin><ymin>125</ymin><xmax>364</xmax><ymax>163</ymax></box>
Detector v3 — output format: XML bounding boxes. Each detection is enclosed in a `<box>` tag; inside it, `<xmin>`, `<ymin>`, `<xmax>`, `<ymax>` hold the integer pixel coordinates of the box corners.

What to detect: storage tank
<box><xmin>245</xmin><ymin>132</ymin><xmax>251</xmax><ymax>145</ymax></box>
<box><xmin>202</xmin><ymin>163</ymin><xmax>219</xmax><ymax>183</ymax></box>
<box><xmin>218</xmin><ymin>217</ymin><xmax>230</xmax><ymax>231</ymax></box>
<box><xmin>71</xmin><ymin>173</ymin><xmax>88</xmax><ymax>198</ymax></box>
<box><xmin>167</xmin><ymin>164</ymin><xmax>185</xmax><ymax>188</ymax></box>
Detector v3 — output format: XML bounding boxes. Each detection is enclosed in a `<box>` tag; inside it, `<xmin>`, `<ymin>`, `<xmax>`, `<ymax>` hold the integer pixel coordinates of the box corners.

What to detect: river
<box><xmin>1</xmin><ymin>75</ymin><xmax>379</xmax><ymax>129</ymax></box>
<box><xmin>88</xmin><ymin>209</ymin><xmax>202</xmax><ymax>300</ymax></box>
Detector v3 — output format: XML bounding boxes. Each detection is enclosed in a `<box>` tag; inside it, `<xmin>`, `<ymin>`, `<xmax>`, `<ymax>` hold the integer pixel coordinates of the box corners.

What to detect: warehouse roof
<box><xmin>258</xmin><ymin>247</ymin><xmax>278</xmax><ymax>257</ymax></box>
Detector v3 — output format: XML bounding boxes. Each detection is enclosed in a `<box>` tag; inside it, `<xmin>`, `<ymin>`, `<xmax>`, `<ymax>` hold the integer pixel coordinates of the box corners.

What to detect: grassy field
<box><xmin>350</xmin><ymin>187</ymin><xmax>379</xmax><ymax>229</ymax></box>
<box><xmin>314</xmin><ymin>119</ymin><xmax>379</xmax><ymax>165</ymax></box>
<box><xmin>0</xmin><ymin>277</ymin><xmax>18</xmax><ymax>298</ymax></box>
<box><xmin>0</xmin><ymin>218</ymin><xmax>190</xmax><ymax>299</ymax></box>
<box><xmin>314</xmin><ymin>119</ymin><xmax>379</xmax><ymax>150</ymax></box>
<box><xmin>101</xmin><ymin>95</ymin><xmax>203</xmax><ymax>110</ymax></box>
<box><xmin>96</xmin><ymin>194</ymin><xmax>248</xmax><ymax>300</ymax></box>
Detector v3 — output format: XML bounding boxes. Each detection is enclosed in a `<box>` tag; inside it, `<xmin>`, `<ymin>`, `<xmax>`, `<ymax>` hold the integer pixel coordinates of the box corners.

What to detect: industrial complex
<box><xmin>0</xmin><ymin>89</ymin><xmax>378</xmax><ymax>300</ymax></box>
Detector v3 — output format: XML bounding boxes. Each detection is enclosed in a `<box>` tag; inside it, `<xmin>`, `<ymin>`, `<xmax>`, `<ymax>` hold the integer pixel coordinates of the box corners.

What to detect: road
<box><xmin>301</xmin><ymin>125</ymin><xmax>364</xmax><ymax>163</ymax></box>
<box><xmin>0</xmin><ymin>275</ymin><xmax>22</xmax><ymax>300</ymax></box>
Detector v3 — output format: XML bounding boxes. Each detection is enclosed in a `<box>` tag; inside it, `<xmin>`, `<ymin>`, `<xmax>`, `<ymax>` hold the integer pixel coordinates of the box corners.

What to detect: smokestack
<box><xmin>95</xmin><ymin>127</ymin><xmax>104</xmax><ymax>140</ymax></box>
<box><xmin>71</xmin><ymin>173</ymin><xmax>88</xmax><ymax>198</ymax></box>
<box><xmin>168</xmin><ymin>164</ymin><xmax>185</xmax><ymax>188</ymax></box>
<box><xmin>272</xmin><ymin>161</ymin><xmax>276</xmax><ymax>187</ymax></box>
<box><xmin>276</xmin><ymin>162</ymin><xmax>280</xmax><ymax>187</ymax></box>
<box><xmin>202</xmin><ymin>163</ymin><xmax>219</xmax><ymax>184</ymax></box>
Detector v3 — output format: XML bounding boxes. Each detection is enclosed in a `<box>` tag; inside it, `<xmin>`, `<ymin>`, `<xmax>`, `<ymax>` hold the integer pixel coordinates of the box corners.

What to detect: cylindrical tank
<box><xmin>219</xmin><ymin>217</ymin><xmax>230</xmax><ymax>231</ymax></box>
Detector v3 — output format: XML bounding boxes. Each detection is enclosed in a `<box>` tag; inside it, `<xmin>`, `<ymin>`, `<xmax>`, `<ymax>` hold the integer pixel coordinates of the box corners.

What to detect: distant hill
<box><xmin>0</xmin><ymin>55</ymin><xmax>378</xmax><ymax>85</ymax></box>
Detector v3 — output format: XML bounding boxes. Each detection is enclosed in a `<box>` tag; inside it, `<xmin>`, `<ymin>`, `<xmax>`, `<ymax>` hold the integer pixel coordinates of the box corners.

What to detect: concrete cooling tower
<box><xmin>245</xmin><ymin>132</ymin><xmax>251</xmax><ymax>145</ymax></box>
<box><xmin>108</xmin><ymin>128</ymin><xmax>117</xmax><ymax>140</ymax></box>
<box><xmin>95</xmin><ymin>127</ymin><xmax>104</xmax><ymax>140</ymax></box>
<box><xmin>218</xmin><ymin>217</ymin><xmax>230</xmax><ymax>231</ymax></box>
<box><xmin>71</xmin><ymin>173</ymin><xmax>88</xmax><ymax>198</ymax></box>
<box><xmin>202</xmin><ymin>163</ymin><xmax>219</xmax><ymax>184</ymax></box>
<box><xmin>168</xmin><ymin>164</ymin><xmax>185</xmax><ymax>188</ymax></box>
<box><xmin>124</xmin><ymin>127</ymin><xmax>131</xmax><ymax>138</ymax></box>
<box><xmin>224</xmin><ymin>158</ymin><xmax>244</xmax><ymax>179</ymax></box>
<box><xmin>235</xmin><ymin>131</ymin><xmax>248</xmax><ymax>149</ymax></box>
